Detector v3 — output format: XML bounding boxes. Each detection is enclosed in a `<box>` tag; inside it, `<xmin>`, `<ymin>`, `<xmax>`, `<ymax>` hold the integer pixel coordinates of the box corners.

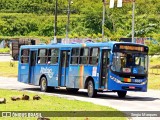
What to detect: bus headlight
<box><xmin>141</xmin><ymin>80</ymin><xmax>147</xmax><ymax>85</ymax></box>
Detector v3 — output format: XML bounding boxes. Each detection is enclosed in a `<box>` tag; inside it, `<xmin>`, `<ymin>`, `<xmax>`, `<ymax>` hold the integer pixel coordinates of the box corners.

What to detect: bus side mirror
<box><xmin>48</xmin><ymin>61</ymin><xmax>51</xmax><ymax>65</ymax></box>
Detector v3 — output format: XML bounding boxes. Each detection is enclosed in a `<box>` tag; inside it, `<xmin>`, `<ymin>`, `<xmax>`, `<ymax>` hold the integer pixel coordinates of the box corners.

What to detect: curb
<box><xmin>0</xmin><ymin>53</ymin><xmax>10</xmax><ymax>56</ymax></box>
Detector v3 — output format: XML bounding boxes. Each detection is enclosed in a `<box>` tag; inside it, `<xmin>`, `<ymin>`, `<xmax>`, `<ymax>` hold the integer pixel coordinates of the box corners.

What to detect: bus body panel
<box><xmin>18</xmin><ymin>64</ymin><xmax>30</xmax><ymax>83</ymax></box>
<box><xmin>34</xmin><ymin>65</ymin><xmax>59</xmax><ymax>86</ymax></box>
<box><xmin>85</xmin><ymin>66</ymin><xmax>99</xmax><ymax>89</ymax></box>
<box><xmin>67</xmin><ymin>65</ymin><xmax>79</xmax><ymax>88</ymax></box>
<box><xmin>67</xmin><ymin>65</ymin><xmax>99</xmax><ymax>89</ymax></box>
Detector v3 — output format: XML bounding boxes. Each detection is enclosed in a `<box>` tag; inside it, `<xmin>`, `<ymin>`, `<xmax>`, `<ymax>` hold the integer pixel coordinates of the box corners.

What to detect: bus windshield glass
<box><xmin>111</xmin><ymin>52</ymin><xmax>148</xmax><ymax>75</ymax></box>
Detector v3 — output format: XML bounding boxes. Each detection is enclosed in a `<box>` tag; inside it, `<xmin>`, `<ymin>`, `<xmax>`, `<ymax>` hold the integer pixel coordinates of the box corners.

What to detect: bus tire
<box><xmin>87</xmin><ymin>80</ymin><xmax>97</xmax><ymax>98</ymax></box>
<box><xmin>117</xmin><ymin>91</ymin><xmax>127</xmax><ymax>98</ymax></box>
<box><xmin>13</xmin><ymin>54</ymin><xmax>18</xmax><ymax>60</ymax></box>
<box><xmin>40</xmin><ymin>77</ymin><xmax>48</xmax><ymax>92</ymax></box>
<box><xmin>66</xmin><ymin>88</ymin><xmax>79</xmax><ymax>93</ymax></box>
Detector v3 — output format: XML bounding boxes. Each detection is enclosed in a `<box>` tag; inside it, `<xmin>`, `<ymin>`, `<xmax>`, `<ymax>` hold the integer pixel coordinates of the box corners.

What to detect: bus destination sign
<box><xmin>119</xmin><ymin>45</ymin><xmax>144</xmax><ymax>52</ymax></box>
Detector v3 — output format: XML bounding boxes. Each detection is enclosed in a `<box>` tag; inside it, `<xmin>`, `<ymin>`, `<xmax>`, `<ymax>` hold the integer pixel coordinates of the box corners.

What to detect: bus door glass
<box><xmin>100</xmin><ymin>49</ymin><xmax>110</xmax><ymax>88</ymax></box>
<box><xmin>29</xmin><ymin>51</ymin><xmax>37</xmax><ymax>84</ymax></box>
<box><xmin>59</xmin><ymin>50</ymin><xmax>70</xmax><ymax>86</ymax></box>
<box><xmin>19</xmin><ymin>49</ymin><xmax>30</xmax><ymax>83</ymax></box>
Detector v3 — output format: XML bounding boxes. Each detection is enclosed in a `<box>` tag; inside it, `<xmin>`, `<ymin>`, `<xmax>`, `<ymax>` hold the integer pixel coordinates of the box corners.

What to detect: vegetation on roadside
<box><xmin>0</xmin><ymin>0</ymin><xmax>159</xmax><ymax>55</ymax></box>
<box><xmin>148</xmin><ymin>74</ymin><xmax>160</xmax><ymax>90</ymax></box>
<box><xmin>0</xmin><ymin>89</ymin><xmax>126</xmax><ymax>120</ymax></box>
<box><xmin>0</xmin><ymin>47</ymin><xmax>10</xmax><ymax>53</ymax></box>
<box><xmin>148</xmin><ymin>57</ymin><xmax>160</xmax><ymax>90</ymax></box>
<box><xmin>0</xmin><ymin>61</ymin><xmax>18</xmax><ymax>77</ymax></box>
<box><xmin>0</xmin><ymin>0</ymin><xmax>159</xmax><ymax>39</ymax></box>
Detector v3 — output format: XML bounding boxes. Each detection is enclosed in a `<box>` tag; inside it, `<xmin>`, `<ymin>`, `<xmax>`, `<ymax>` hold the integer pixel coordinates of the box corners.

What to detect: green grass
<box><xmin>149</xmin><ymin>56</ymin><xmax>160</xmax><ymax>66</ymax></box>
<box><xmin>148</xmin><ymin>56</ymin><xmax>160</xmax><ymax>90</ymax></box>
<box><xmin>0</xmin><ymin>61</ymin><xmax>18</xmax><ymax>77</ymax></box>
<box><xmin>148</xmin><ymin>74</ymin><xmax>160</xmax><ymax>90</ymax></box>
<box><xmin>0</xmin><ymin>89</ymin><xmax>126</xmax><ymax>120</ymax></box>
<box><xmin>0</xmin><ymin>48</ymin><xmax>10</xmax><ymax>53</ymax></box>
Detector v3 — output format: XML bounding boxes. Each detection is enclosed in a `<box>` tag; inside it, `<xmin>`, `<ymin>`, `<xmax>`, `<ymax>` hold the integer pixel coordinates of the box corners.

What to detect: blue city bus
<box><xmin>18</xmin><ymin>41</ymin><xmax>149</xmax><ymax>98</ymax></box>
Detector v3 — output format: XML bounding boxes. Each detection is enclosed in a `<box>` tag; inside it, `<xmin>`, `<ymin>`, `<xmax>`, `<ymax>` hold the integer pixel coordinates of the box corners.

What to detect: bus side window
<box><xmin>21</xmin><ymin>49</ymin><xmax>29</xmax><ymax>63</ymax></box>
<box><xmin>37</xmin><ymin>49</ymin><xmax>47</xmax><ymax>64</ymax></box>
<box><xmin>89</xmin><ymin>48</ymin><xmax>99</xmax><ymax>65</ymax></box>
<box><xmin>80</xmin><ymin>48</ymin><xmax>89</xmax><ymax>64</ymax></box>
<box><xmin>71</xmin><ymin>48</ymin><xmax>79</xmax><ymax>64</ymax></box>
<box><xmin>48</xmin><ymin>48</ymin><xmax>59</xmax><ymax>64</ymax></box>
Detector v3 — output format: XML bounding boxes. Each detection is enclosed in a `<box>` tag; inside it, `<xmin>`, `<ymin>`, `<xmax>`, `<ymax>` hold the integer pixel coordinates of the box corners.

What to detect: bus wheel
<box><xmin>13</xmin><ymin>54</ymin><xmax>18</xmax><ymax>60</ymax></box>
<box><xmin>117</xmin><ymin>91</ymin><xmax>127</xmax><ymax>98</ymax></box>
<box><xmin>87</xmin><ymin>80</ymin><xmax>97</xmax><ymax>98</ymax></box>
<box><xmin>66</xmin><ymin>88</ymin><xmax>79</xmax><ymax>93</ymax></box>
<box><xmin>40</xmin><ymin>77</ymin><xmax>48</xmax><ymax>92</ymax></box>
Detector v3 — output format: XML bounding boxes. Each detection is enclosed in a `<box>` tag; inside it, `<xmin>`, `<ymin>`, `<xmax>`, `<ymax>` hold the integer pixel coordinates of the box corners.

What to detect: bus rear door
<box><xmin>29</xmin><ymin>50</ymin><xmax>37</xmax><ymax>84</ymax></box>
<box><xmin>59</xmin><ymin>50</ymin><xmax>70</xmax><ymax>86</ymax></box>
<box><xmin>100</xmin><ymin>49</ymin><xmax>110</xmax><ymax>89</ymax></box>
<box><xmin>19</xmin><ymin>49</ymin><xmax>30</xmax><ymax>83</ymax></box>
<box><xmin>19</xmin><ymin>49</ymin><xmax>36</xmax><ymax>84</ymax></box>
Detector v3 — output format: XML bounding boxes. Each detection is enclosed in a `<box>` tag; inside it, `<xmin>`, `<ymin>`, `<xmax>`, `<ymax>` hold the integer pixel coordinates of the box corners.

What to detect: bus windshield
<box><xmin>111</xmin><ymin>52</ymin><xmax>148</xmax><ymax>75</ymax></box>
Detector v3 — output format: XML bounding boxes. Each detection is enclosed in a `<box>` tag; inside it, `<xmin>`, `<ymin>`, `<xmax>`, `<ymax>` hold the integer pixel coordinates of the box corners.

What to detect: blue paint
<box><xmin>18</xmin><ymin>41</ymin><xmax>149</xmax><ymax>93</ymax></box>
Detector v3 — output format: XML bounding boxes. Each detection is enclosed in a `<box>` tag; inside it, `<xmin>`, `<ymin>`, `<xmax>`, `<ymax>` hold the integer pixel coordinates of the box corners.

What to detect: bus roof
<box><xmin>20</xmin><ymin>41</ymin><xmax>148</xmax><ymax>50</ymax></box>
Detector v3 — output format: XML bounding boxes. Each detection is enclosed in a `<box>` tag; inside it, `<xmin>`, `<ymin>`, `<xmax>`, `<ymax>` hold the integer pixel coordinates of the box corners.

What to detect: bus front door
<box><xmin>100</xmin><ymin>49</ymin><xmax>110</xmax><ymax>89</ymax></box>
<box><xmin>59</xmin><ymin>50</ymin><xmax>70</xmax><ymax>86</ymax></box>
<box><xmin>29</xmin><ymin>51</ymin><xmax>37</xmax><ymax>84</ymax></box>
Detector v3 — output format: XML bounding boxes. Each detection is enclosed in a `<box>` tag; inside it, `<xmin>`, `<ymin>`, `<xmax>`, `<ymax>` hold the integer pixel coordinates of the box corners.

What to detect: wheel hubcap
<box><xmin>42</xmin><ymin>79</ymin><xmax>46</xmax><ymax>90</ymax></box>
<box><xmin>88</xmin><ymin>84</ymin><xmax>93</xmax><ymax>96</ymax></box>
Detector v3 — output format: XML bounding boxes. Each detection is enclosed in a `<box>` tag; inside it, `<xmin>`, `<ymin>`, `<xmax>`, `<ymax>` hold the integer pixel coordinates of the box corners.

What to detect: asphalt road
<box><xmin>0</xmin><ymin>54</ymin><xmax>13</xmax><ymax>61</ymax></box>
<box><xmin>0</xmin><ymin>77</ymin><xmax>160</xmax><ymax>120</ymax></box>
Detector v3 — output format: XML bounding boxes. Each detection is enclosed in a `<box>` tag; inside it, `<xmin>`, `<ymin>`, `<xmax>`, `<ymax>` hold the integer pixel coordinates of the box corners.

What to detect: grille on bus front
<box><xmin>121</xmin><ymin>81</ymin><xmax>141</xmax><ymax>84</ymax></box>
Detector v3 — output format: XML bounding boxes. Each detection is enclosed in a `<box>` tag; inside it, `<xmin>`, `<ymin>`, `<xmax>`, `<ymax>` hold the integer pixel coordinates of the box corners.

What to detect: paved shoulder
<box><xmin>0</xmin><ymin>77</ymin><xmax>39</xmax><ymax>90</ymax></box>
<box><xmin>0</xmin><ymin>54</ymin><xmax>13</xmax><ymax>61</ymax></box>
